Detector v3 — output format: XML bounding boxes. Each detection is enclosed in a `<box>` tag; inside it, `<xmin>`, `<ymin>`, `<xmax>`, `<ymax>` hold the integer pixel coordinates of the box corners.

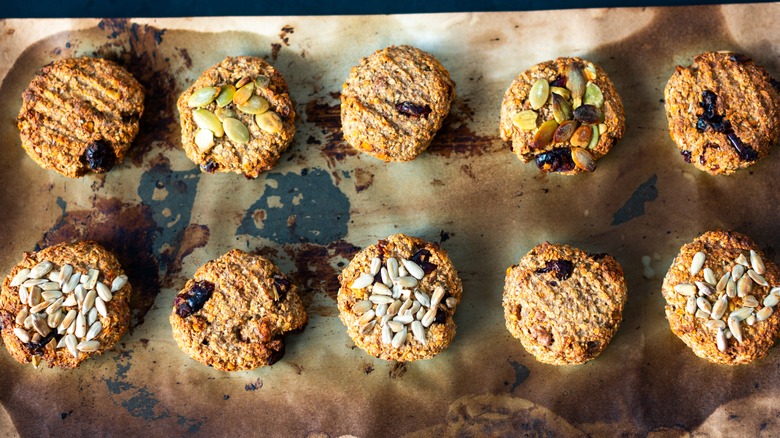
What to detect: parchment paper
<box><xmin>2</xmin><ymin>4</ymin><xmax>780</xmax><ymax>436</ymax></box>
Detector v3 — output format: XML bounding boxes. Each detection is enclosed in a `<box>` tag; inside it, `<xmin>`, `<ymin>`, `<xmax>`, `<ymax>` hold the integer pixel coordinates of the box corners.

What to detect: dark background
<box><xmin>1</xmin><ymin>0</ymin><xmax>765</xmax><ymax>18</ymax></box>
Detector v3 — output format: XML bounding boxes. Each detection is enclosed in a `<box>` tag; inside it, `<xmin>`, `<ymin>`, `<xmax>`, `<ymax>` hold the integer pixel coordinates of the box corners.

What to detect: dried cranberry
<box><xmin>26</xmin><ymin>331</ymin><xmax>57</xmax><ymax>354</ymax></box>
<box><xmin>272</xmin><ymin>275</ymin><xmax>291</xmax><ymax>301</ymax></box>
<box><xmin>200</xmin><ymin>160</ymin><xmax>218</xmax><ymax>173</ymax></box>
<box><xmin>410</xmin><ymin>248</ymin><xmax>437</xmax><ymax>274</ymax></box>
<box><xmin>395</xmin><ymin>102</ymin><xmax>432</xmax><ymax>118</ymax></box>
<box><xmin>550</xmin><ymin>75</ymin><xmax>567</xmax><ymax>87</ymax></box>
<box><xmin>535</xmin><ymin>260</ymin><xmax>574</xmax><ymax>281</ymax></box>
<box><xmin>535</xmin><ymin>148</ymin><xmax>575</xmax><ymax>173</ymax></box>
<box><xmin>174</xmin><ymin>280</ymin><xmax>215</xmax><ymax>317</ymax></box>
<box><xmin>727</xmin><ymin>132</ymin><xmax>758</xmax><ymax>161</ymax></box>
<box><xmin>81</xmin><ymin>140</ymin><xmax>116</xmax><ymax>173</ymax></box>
<box><xmin>433</xmin><ymin>308</ymin><xmax>448</xmax><ymax>325</ymax></box>
<box><xmin>729</xmin><ymin>53</ymin><xmax>751</xmax><ymax>64</ymax></box>
<box><xmin>681</xmin><ymin>150</ymin><xmax>692</xmax><ymax>163</ymax></box>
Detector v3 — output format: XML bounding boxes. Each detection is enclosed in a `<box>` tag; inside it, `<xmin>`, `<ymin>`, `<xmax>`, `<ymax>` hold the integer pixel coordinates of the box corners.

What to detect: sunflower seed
<box><xmin>511</xmin><ymin>110</ymin><xmax>538</xmax><ymax>131</ymax></box>
<box><xmin>31</xmin><ymin>333</ymin><xmax>41</xmax><ymax>343</ymax></box>
<box><xmin>728</xmin><ymin>316</ymin><xmax>743</xmax><ymax>343</ymax></box>
<box><xmin>28</xmin><ymin>286</ymin><xmax>42</xmax><ymax>306</ymax></box>
<box><xmin>31</xmin><ymin>314</ymin><xmax>50</xmax><ymax>336</ymax></box>
<box><xmin>378</xmin><ymin>267</ymin><xmax>391</xmax><ymax>288</ymax></box>
<box><xmin>111</xmin><ymin>275</ymin><xmax>128</xmax><ymax>293</ymax></box>
<box><xmin>223</xmin><ymin>118</ymin><xmax>250</xmax><ymax>144</ymax></box>
<box><xmin>410</xmin><ymin>301</ymin><xmax>421</xmax><ymax>315</ymax></box>
<box><xmin>393</xmin><ymin>313</ymin><xmax>414</xmax><ymax>324</ymax></box>
<box><xmin>372</xmin><ymin>282</ymin><xmax>392</xmax><ymax>296</ymax></box>
<box><xmin>399</xmin><ymin>298</ymin><xmax>413</xmax><ymax>314</ymax></box>
<box><xmin>716</xmin><ymin>328</ymin><xmax>727</xmax><ymax>352</ymax></box>
<box><xmin>23</xmin><ymin>278</ymin><xmax>46</xmax><ymax>288</ymax></box>
<box><xmin>46</xmin><ymin>296</ymin><xmax>64</xmax><ymax>314</ymax></box>
<box><xmin>583</xmin><ymin>82</ymin><xmax>604</xmax><ymax>108</ymax></box>
<box><xmin>382</xmin><ymin>324</ymin><xmax>393</xmax><ymax>344</ymax></box>
<box><xmin>429</xmin><ymin>286</ymin><xmax>444</xmax><ymax>307</ymax></box>
<box><xmin>726</xmin><ymin>278</ymin><xmax>737</xmax><ymax>298</ymax></box>
<box><xmin>350</xmin><ymin>273</ymin><xmax>374</xmax><ymax>289</ymax></box>
<box><xmin>398</xmin><ymin>265</ymin><xmax>408</xmax><ymax>278</ymax></box>
<box><xmin>46</xmin><ymin>270</ymin><xmax>58</xmax><ymax>281</ymax></box>
<box><xmin>23</xmin><ymin>314</ymin><xmax>33</xmax><ymax>330</ymax></box>
<box><xmin>414</xmin><ymin>290</ymin><xmax>431</xmax><ymax>308</ymax></box>
<box><xmin>391</xmin><ymin>326</ymin><xmax>407</xmax><ymax>348</ymax></box>
<box><xmin>47</xmin><ymin>309</ymin><xmax>63</xmax><ymax>328</ymax></box>
<box><xmin>359</xmin><ymin>320</ymin><xmax>375</xmax><ymax>335</ymax></box>
<box><xmin>387</xmin><ymin>321</ymin><xmax>404</xmax><ymax>332</ymax></box>
<box><xmin>65</xmin><ymin>334</ymin><xmax>78</xmax><ymax>358</ymax></box>
<box><xmin>695</xmin><ymin>281</ymin><xmax>713</xmax><ymax>296</ymax></box>
<box><xmin>703</xmin><ymin>268</ymin><xmax>717</xmax><ymax>286</ymax></box>
<box><xmin>704</xmin><ymin>319</ymin><xmax>726</xmax><ymax>330</ymax></box>
<box><xmin>255</xmin><ymin>111</ymin><xmax>283</xmax><ymax>135</ymax></box>
<box><xmin>690</xmin><ymin>252</ymin><xmax>706</xmax><ymax>276</ymax></box>
<box><xmin>18</xmin><ymin>286</ymin><xmax>28</xmax><ymax>304</ymax></box>
<box><xmin>15</xmin><ymin>308</ymin><xmax>28</xmax><ymax>326</ymax></box>
<box><xmin>674</xmin><ymin>283</ymin><xmax>696</xmax><ymax>296</ymax></box>
<box><xmin>40</xmin><ymin>290</ymin><xmax>62</xmax><ymax>301</ymax></box>
<box><xmin>757</xmin><ymin>306</ymin><xmax>774</xmax><ymax>321</ymax></box>
<box><xmin>82</xmin><ymin>290</ymin><xmax>97</xmax><ymax>314</ymax></box>
<box><xmin>686</xmin><ymin>298</ymin><xmax>696</xmax><ymax>315</ymax></box>
<box><xmin>67</xmin><ymin>317</ymin><xmax>76</xmax><ymax>335</ymax></box>
<box><xmin>88</xmin><ymin>307</ymin><xmax>98</xmax><ymax>326</ymax></box>
<box><xmin>375</xmin><ymin>303</ymin><xmax>388</xmax><ymax>318</ymax></box>
<box><xmin>188</xmin><ymin>86</ymin><xmax>220</xmax><ymax>107</ymax></box>
<box><xmin>746</xmin><ymin>314</ymin><xmax>757</xmax><ymax>326</ymax></box>
<box><xmin>193</xmin><ymin>109</ymin><xmax>225</xmax><ymax>137</ymax></box>
<box><xmin>75</xmin><ymin>312</ymin><xmax>87</xmax><ymax>338</ymax></box>
<box><xmin>445</xmin><ymin>297</ymin><xmax>457</xmax><ymax>308</ymax></box>
<box><xmin>351</xmin><ymin>300</ymin><xmax>371</xmax><ymax>316</ymax></box>
<box><xmin>387</xmin><ymin>258</ymin><xmax>399</xmax><ymax>280</ymax></box>
<box><xmin>29</xmin><ymin>261</ymin><xmax>53</xmax><ymax>279</ymax></box>
<box><xmin>194</xmin><ymin>129</ymin><xmax>215</xmax><ymax>153</ymax></box>
<box><xmin>62</xmin><ymin>273</ymin><xmax>80</xmax><ymax>294</ymax></box>
<box><xmin>401</xmin><ymin>259</ymin><xmax>425</xmax><ymax>280</ymax></box>
<box><xmin>737</xmin><ymin>275</ymin><xmax>752</xmax><ymax>297</ymax></box>
<box><xmin>711</xmin><ymin>295</ymin><xmax>728</xmax><ymax>320</ymax></box>
<box><xmin>369</xmin><ymin>295</ymin><xmax>393</xmax><ymax>305</ymax></box>
<box><xmin>732</xmin><ymin>264</ymin><xmax>745</xmax><ymax>282</ymax></box>
<box><xmin>411</xmin><ymin>321</ymin><xmax>426</xmax><ymax>345</ymax></box>
<box><xmin>30</xmin><ymin>300</ymin><xmax>51</xmax><ymax>313</ymax></box>
<box><xmin>95</xmin><ymin>297</ymin><xmax>108</xmax><ymax>318</ymax></box>
<box><xmin>747</xmin><ymin>269</ymin><xmax>768</xmax><ymax>287</ymax></box>
<box><xmin>94</xmin><ymin>282</ymin><xmax>112</xmax><ymax>303</ymax></box>
<box><xmin>59</xmin><ymin>310</ymin><xmax>77</xmax><ymax>334</ymax></box>
<box><xmin>80</xmin><ymin>274</ymin><xmax>87</xmax><ymax>284</ymax></box>
<box><xmin>764</xmin><ymin>293</ymin><xmax>780</xmax><ymax>308</ymax></box>
<box><xmin>365</xmin><ymin>257</ymin><xmax>380</xmax><ymax>277</ymax></box>
<box><xmin>10</xmin><ymin>268</ymin><xmax>30</xmax><ymax>287</ymax></box>
<box><xmin>77</xmin><ymin>340</ymin><xmax>100</xmax><ymax>352</ymax></box>
<box><xmin>84</xmin><ymin>269</ymin><xmax>99</xmax><ymax>290</ymax></box>
<box><xmin>750</xmin><ymin>250</ymin><xmax>766</xmax><ymax>275</ymax></box>
<box><xmin>13</xmin><ymin>327</ymin><xmax>30</xmax><ymax>343</ymax></box>
<box><xmin>695</xmin><ymin>309</ymin><xmax>709</xmax><ymax>319</ymax></box>
<box><xmin>422</xmin><ymin>307</ymin><xmax>437</xmax><ymax>327</ymax></box>
<box><xmin>56</xmin><ymin>336</ymin><xmax>67</xmax><ymax>349</ymax></box>
<box><xmin>696</xmin><ymin>297</ymin><xmax>712</xmax><ymax>313</ymax></box>
<box><xmin>395</xmin><ymin>276</ymin><xmax>417</xmax><ymax>288</ymax></box>
<box><xmin>392</xmin><ymin>284</ymin><xmax>402</xmax><ymax>299</ymax></box>
<box><xmin>735</xmin><ymin>253</ymin><xmax>749</xmax><ymax>267</ymax></box>
<box><xmin>730</xmin><ymin>307</ymin><xmax>753</xmax><ymax>321</ymax></box>
<box><xmin>743</xmin><ymin>295</ymin><xmax>759</xmax><ymax>307</ymax></box>
<box><xmin>529</xmin><ymin>78</ymin><xmax>550</xmax><ymax>110</ymax></box>
<box><xmin>717</xmin><ymin>272</ymin><xmax>731</xmax><ymax>291</ymax></box>
<box><xmin>62</xmin><ymin>294</ymin><xmax>77</xmax><ymax>307</ymax></box>
<box><xmin>415</xmin><ymin>307</ymin><xmax>425</xmax><ymax>320</ymax></box>
<box><xmin>386</xmin><ymin>300</ymin><xmax>401</xmax><ymax>317</ymax></box>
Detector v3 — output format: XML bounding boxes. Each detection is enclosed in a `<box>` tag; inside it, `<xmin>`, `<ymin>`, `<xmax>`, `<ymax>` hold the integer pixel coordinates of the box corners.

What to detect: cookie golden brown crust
<box><xmin>503</xmin><ymin>243</ymin><xmax>627</xmax><ymax>365</ymax></box>
<box><xmin>169</xmin><ymin>249</ymin><xmax>307</xmax><ymax>371</ymax></box>
<box><xmin>177</xmin><ymin>56</ymin><xmax>296</xmax><ymax>178</ymax></box>
<box><xmin>17</xmin><ymin>57</ymin><xmax>145</xmax><ymax>178</ymax></box>
<box><xmin>664</xmin><ymin>51</ymin><xmax>780</xmax><ymax>175</ymax></box>
<box><xmin>499</xmin><ymin>57</ymin><xmax>624</xmax><ymax>174</ymax></box>
<box><xmin>662</xmin><ymin>230</ymin><xmax>780</xmax><ymax>365</ymax></box>
<box><xmin>0</xmin><ymin>241</ymin><xmax>131</xmax><ymax>369</ymax></box>
<box><xmin>340</xmin><ymin>45</ymin><xmax>455</xmax><ymax>162</ymax></box>
<box><xmin>337</xmin><ymin>234</ymin><xmax>462</xmax><ymax>361</ymax></box>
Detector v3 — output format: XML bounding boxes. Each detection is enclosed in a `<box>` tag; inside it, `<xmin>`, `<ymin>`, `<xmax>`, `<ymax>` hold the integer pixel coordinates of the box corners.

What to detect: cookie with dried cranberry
<box><xmin>177</xmin><ymin>56</ymin><xmax>296</xmax><ymax>178</ymax></box>
<box><xmin>0</xmin><ymin>241</ymin><xmax>132</xmax><ymax>369</ymax></box>
<box><xmin>337</xmin><ymin>234</ymin><xmax>462</xmax><ymax>361</ymax></box>
<box><xmin>169</xmin><ymin>249</ymin><xmax>306</xmax><ymax>371</ymax></box>
<box><xmin>500</xmin><ymin>57</ymin><xmax>625</xmax><ymax>174</ymax></box>
<box><xmin>662</xmin><ymin>230</ymin><xmax>780</xmax><ymax>365</ymax></box>
<box><xmin>340</xmin><ymin>45</ymin><xmax>455</xmax><ymax>161</ymax></box>
<box><xmin>664</xmin><ymin>51</ymin><xmax>780</xmax><ymax>175</ymax></box>
<box><xmin>17</xmin><ymin>57</ymin><xmax>145</xmax><ymax>178</ymax></box>
<box><xmin>503</xmin><ymin>243</ymin><xmax>627</xmax><ymax>365</ymax></box>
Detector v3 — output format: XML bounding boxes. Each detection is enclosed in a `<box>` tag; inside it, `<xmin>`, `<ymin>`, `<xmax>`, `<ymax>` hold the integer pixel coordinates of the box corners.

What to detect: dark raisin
<box><xmin>695</xmin><ymin>117</ymin><xmax>709</xmax><ymax>133</ymax></box>
<box><xmin>550</xmin><ymin>75</ymin><xmax>567</xmax><ymax>87</ymax></box>
<box><xmin>433</xmin><ymin>308</ymin><xmax>448</xmax><ymax>325</ymax></box>
<box><xmin>535</xmin><ymin>259</ymin><xmax>574</xmax><ymax>281</ymax></box>
<box><xmin>200</xmin><ymin>160</ymin><xmax>219</xmax><ymax>173</ymax></box>
<box><xmin>395</xmin><ymin>101</ymin><xmax>432</xmax><ymax>118</ymax></box>
<box><xmin>26</xmin><ymin>331</ymin><xmax>57</xmax><ymax>354</ymax></box>
<box><xmin>272</xmin><ymin>275</ymin><xmax>291</xmax><ymax>301</ymax></box>
<box><xmin>266</xmin><ymin>341</ymin><xmax>286</xmax><ymax>366</ymax></box>
<box><xmin>681</xmin><ymin>150</ymin><xmax>692</xmax><ymax>163</ymax></box>
<box><xmin>728</xmin><ymin>53</ymin><xmax>751</xmax><ymax>64</ymax></box>
<box><xmin>586</xmin><ymin>340</ymin><xmax>602</xmax><ymax>354</ymax></box>
<box><xmin>174</xmin><ymin>280</ymin><xmax>215</xmax><ymax>317</ymax></box>
<box><xmin>700</xmin><ymin>90</ymin><xmax>718</xmax><ymax>114</ymax></box>
<box><xmin>535</xmin><ymin>148</ymin><xmax>575</xmax><ymax>173</ymax></box>
<box><xmin>81</xmin><ymin>140</ymin><xmax>116</xmax><ymax>173</ymax></box>
<box><xmin>572</xmin><ymin>104</ymin><xmax>605</xmax><ymax>124</ymax></box>
<box><xmin>410</xmin><ymin>248</ymin><xmax>437</xmax><ymax>274</ymax></box>
<box><xmin>727</xmin><ymin>132</ymin><xmax>758</xmax><ymax>161</ymax></box>
<box><xmin>708</xmin><ymin>115</ymin><xmax>729</xmax><ymax>133</ymax></box>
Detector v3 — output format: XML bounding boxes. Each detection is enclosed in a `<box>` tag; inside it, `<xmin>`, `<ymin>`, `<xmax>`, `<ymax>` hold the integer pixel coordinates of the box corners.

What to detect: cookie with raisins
<box><xmin>169</xmin><ymin>249</ymin><xmax>306</xmax><ymax>371</ymax></box>
<box><xmin>503</xmin><ymin>242</ymin><xmax>627</xmax><ymax>365</ymax></box>
<box><xmin>664</xmin><ymin>51</ymin><xmax>780</xmax><ymax>175</ymax></box>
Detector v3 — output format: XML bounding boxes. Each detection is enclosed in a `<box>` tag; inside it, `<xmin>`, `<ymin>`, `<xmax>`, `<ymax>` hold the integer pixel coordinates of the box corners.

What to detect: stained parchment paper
<box><xmin>2</xmin><ymin>4</ymin><xmax>780</xmax><ymax>436</ymax></box>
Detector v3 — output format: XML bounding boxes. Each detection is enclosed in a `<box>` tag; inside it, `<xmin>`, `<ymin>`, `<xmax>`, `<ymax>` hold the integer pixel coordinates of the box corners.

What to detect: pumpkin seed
<box><xmin>222</xmin><ymin>118</ymin><xmax>250</xmax><ymax>144</ymax></box>
<box><xmin>193</xmin><ymin>109</ymin><xmax>224</xmax><ymax>137</ymax></box>
<box><xmin>233</xmin><ymin>82</ymin><xmax>255</xmax><ymax>105</ymax></box>
<box><xmin>598</xmin><ymin>123</ymin><xmax>607</xmax><ymax>135</ymax></box>
<box><xmin>587</xmin><ymin>123</ymin><xmax>600</xmax><ymax>149</ymax></box>
<box><xmin>236</xmin><ymin>95</ymin><xmax>270</xmax><ymax>115</ymax></box>
<box><xmin>570</xmin><ymin>125</ymin><xmax>592</xmax><ymax>147</ymax></box>
<box><xmin>531</xmin><ymin>120</ymin><xmax>558</xmax><ymax>149</ymax></box>
<box><xmin>215</xmin><ymin>107</ymin><xmax>237</xmax><ymax>121</ymax></box>
<box><xmin>255</xmin><ymin>111</ymin><xmax>283</xmax><ymax>134</ymax></box>
<box><xmin>550</xmin><ymin>86</ymin><xmax>570</xmax><ymax>100</ymax></box>
<box><xmin>571</xmin><ymin>147</ymin><xmax>596</xmax><ymax>172</ymax></box>
<box><xmin>553</xmin><ymin>120</ymin><xmax>578</xmax><ymax>143</ymax></box>
<box><xmin>215</xmin><ymin>85</ymin><xmax>236</xmax><ymax>108</ymax></box>
<box><xmin>583</xmin><ymin>62</ymin><xmax>598</xmax><ymax>81</ymax></box>
<box><xmin>194</xmin><ymin>129</ymin><xmax>215</xmax><ymax>153</ymax></box>
<box><xmin>573</xmin><ymin>105</ymin><xmax>605</xmax><ymax>124</ymax></box>
<box><xmin>235</xmin><ymin>76</ymin><xmax>253</xmax><ymax>88</ymax></box>
<box><xmin>529</xmin><ymin>78</ymin><xmax>549</xmax><ymax>110</ymax></box>
<box><xmin>583</xmin><ymin>82</ymin><xmax>604</xmax><ymax>108</ymax></box>
<box><xmin>566</xmin><ymin>64</ymin><xmax>586</xmax><ymax>105</ymax></box>
<box><xmin>255</xmin><ymin>75</ymin><xmax>270</xmax><ymax>88</ymax></box>
<box><xmin>187</xmin><ymin>86</ymin><xmax>220</xmax><ymax>108</ymax></box>
<box><xmin>511</xmin><ymin>110</ymin><xmax>538</xmax><ymax>131</ymax></box>
<box><xmin>551</xmin><ymin>93</ymin><xmax>572</xmax><ymax>124</ymax></box>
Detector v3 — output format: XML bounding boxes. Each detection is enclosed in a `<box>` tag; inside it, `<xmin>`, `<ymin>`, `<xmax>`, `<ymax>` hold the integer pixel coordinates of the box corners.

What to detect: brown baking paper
<box><xmin>2</xmin><ymin>4</ymin><xmax>780</xmax><ymax>436</ymax></box>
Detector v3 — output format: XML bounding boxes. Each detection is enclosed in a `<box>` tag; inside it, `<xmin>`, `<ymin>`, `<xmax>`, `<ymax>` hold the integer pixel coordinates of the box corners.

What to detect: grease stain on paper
<box><xmin>611</xmin><ymin>175</ymin><xmax>658</xmax><ymax>226</ymax></box>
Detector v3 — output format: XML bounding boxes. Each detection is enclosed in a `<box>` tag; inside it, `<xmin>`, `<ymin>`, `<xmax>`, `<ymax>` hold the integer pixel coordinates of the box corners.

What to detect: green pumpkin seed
<box><xmin>237</xmin><ymin>95</ymin><xmax>270</xmax><ymax>115</ymax></box>
<box><xmin>255</xmin><ymin>111</ymin><xmax>283</xmax><ymax>134</ymax></box>
<box><xmin>511</xmin><ymin>110</ymin><xmax>538</xmax><ymax>131</ymax></box>
<box><xmin>215</xmin><ymin>85</ymin><xmax>236</xmax><ymax>108</ymax></box>
<box><xmin>192</xmin><ymin>109</ymin><xmax>224</xmax><ymax>137</ymax></box>
<box><xmin>233</xmin><ymin>82</ymin><xmax>255</xmax><ymax>105</ymax></box>
<box><xmin>584</xmin><ymin>62</ymin><xmax>598</xmax><ymax>81</ymax></box>
<box><xmin>571</xmin><ymin>147</ymin><xmax>596</xmax><ymax>172</ymax></box>
<box><xmin>566</xmin><ymin>64</ymin><xmax>586</xmax><ymax>100</ymax></box>
<box><xmin>550</xmin><ymin>86</ymin><xmax>571</xmax><ymax>101</ymax></box>
<box><xmin>552</xmin><ymin>93</ymin><xmax>573</xmax><ymax>124</ymax></box>
<box><xmin>194</xmin><ymin>129</ymin><xmax>215</xmax><ymax>153</ymax></box>
<box><xmin>529</xmin><ymin>78</ymin><xmax>549</xmax><ymax>110</ymax></box>
<box><xmin>255</xmin><ymin>75</ymin><xmax>270</xmax><ymax>88</ymax></box>
<box><xmin>187</xmin><ymin>87</ymin><xmax>220</xmax><ymax>108</ymax></box>
<box><xmin>587</xmin><ymin>123</ymin><xmax>600</xmax><ymax>149</ymax></box>
<box><xmin>531</xmin><ymin>119</ymin><xmax>558</xmax><ymax>150</ymax></box>
<box><xmin>583</xmin><ymin>82</ymin><xmax>604</xmax><ymax>108</ymax></box>
<box><xmin>222</xmin><ymin>118</ymin><xmax>250</xmax><ymax>144</ymax></box>
<box><xmin>215</xmin><ymin>107</ymin><xmax>237</xmax><ymax>121</ymax></box>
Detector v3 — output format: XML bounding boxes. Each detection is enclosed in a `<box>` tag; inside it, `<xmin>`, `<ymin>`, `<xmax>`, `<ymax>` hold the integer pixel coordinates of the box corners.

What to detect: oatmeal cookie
<box><xmin>500</xmin><ymin>57</ymin><xmax>624</xmax><ymax>174</ymax></box>
<box><xmin>337</xmin><ymin>234</ymin><xmax>462</xmax><ymax>361</ymax></box>
<box><xmin>664</xmin><ymin>51</ymin><xmax>780</xmax><ymax>175</ymax></box>
<box><xmin>17</xmin><ymin>57</ymin><xmax>145</xmax><ymax>178</ymax></box>
<box><xmin>177</xmin><ymin>56</ymin><xmax>296</xmax><ymax>178</ymax></box>
<box><xmin>662</xmin><ymin>230</ymin><xmax>780</xmax><ymax>364</ymax></box>
<box><xmin>340</xmin><ymin>45</ymin><xmax>455</xmax><ymax>161</ymax></box>
<box><xmin>0</xmin><ymin>241</ymin><xmax>132</xmax><ymax>368</ymax></box>
<box><xmin>503</xmin><ymin>242</ymin><xmax>627</xmax><ymax>365</ymax></box>
<box><xmin>169</xmin><ymin>249</ymin><xmax>306</xmax><ymax>371</ymax></box>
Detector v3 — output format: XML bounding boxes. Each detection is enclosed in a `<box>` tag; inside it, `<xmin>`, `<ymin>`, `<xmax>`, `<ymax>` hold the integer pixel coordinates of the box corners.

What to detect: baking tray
<box><xmin>2</xmin><ymin>4</ymin><xmax>780</xmax><ymax>436</ymax></box>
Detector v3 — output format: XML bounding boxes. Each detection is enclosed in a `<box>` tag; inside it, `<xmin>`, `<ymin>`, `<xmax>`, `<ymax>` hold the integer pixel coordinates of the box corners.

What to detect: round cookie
<box><xmin>340</xmin><ymin>45</ymin><xmax>455</xmax><ymax>161</ymax></box>
<box><xmin>0</xmin><ymin>241</ymin><xmax>132</xmax><ymax>368</ymax></box>
<box><xmin>664</xmin><ymin>51</ymin><xmax>780</xmax><ymax>175</ymax></box>
<box><xmin>177</xmin><ymin>56</ymin><xmax>296</xmax><ymax>178</ymax></box>
<box><xmin>499</xmin><ymin>57</ymin><xmax>625</xmax><ymax>174</ymax></box>
<box><xmin>337</xmin><ymin>234</ymin><xmax>462</xmax><ymax>361</ymax></box>
<box><xmin>169</xmin><ymin>249</ymin><xmax>306</xmax><ymax>371</ymax></box>
<box><xmin>503</xmin><ymin>242</ymin><xmax>627</xmax><ymax>365</ymax></box>
<box><xmin>17</xmin><ymin>57</ymin><xmax>145</xmax><ymax>178</ymax></box>
<box><xmin>661</xmin><ymin>230</ymin><xmax>780</xmax><ymax>365</ymax></box>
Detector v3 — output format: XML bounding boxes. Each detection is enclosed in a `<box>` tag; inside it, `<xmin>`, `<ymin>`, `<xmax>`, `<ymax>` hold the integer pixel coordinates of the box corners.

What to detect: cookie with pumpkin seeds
<box><xmin>177</xmin><ymin>56</ymin><xmax>296</xmax><ymax>178</ymax></box>
<box><xmin>500</xmin><ymin>57</ymin><xmax>625</xmax><ymax>174</ymax></box>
